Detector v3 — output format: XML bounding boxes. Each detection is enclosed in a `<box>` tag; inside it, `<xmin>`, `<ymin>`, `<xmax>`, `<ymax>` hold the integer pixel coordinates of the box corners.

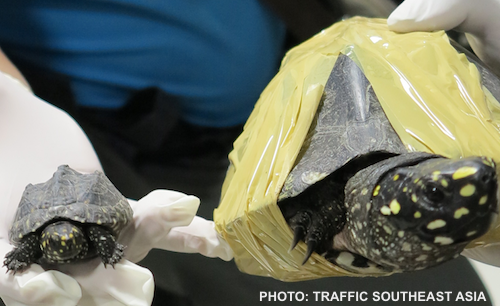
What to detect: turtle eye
<box><xmin>422</xmin><ymin>182</ymin><xmax>445</xmax><ymax>204</ymax></box>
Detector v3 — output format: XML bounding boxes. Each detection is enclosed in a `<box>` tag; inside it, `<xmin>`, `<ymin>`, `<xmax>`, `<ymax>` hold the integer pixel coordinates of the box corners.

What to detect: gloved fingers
<box><xmin>0</xmin><ymin>241</ymin><xmax>81</xmax><ymax>306</ymax></box>
<box><xmin>58</xmin><ymin>259</ymin><xmax>154</xmax><ymax>306</ymax></box>
<box><xmin>387</xmin><ymin>0</ymin><xmax>468</xmax><ymax>32</ymax></box>
<box><xmin>158</xmin><ymin>217</ymin><xmax>233</xmax><ymax>261</ymax></box>
<box><xmin>129</xmin><ymin>189</ymin><xmax>200</xmax><ymax>227</ymax></box>
<box><xmin>119</xmin><ymin>189</ymin><xmax>200</xmax><ymax>263</ymax></box>
<box><xmin>462</xmin><ymin>244</ymin><xmax>500</xmax><ymax>268</ymax></box>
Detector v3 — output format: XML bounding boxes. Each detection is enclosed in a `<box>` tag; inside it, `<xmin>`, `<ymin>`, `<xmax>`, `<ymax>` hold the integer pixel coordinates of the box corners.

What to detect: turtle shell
<box><xmin>279</xmin><ymin>53</ymin><xmax>407</xmax><ymax>201</ymax></box>
<box><xmin>9</xmin><ymin>165</ymin><xmax>133</xmax><ymax>245</ymax></box>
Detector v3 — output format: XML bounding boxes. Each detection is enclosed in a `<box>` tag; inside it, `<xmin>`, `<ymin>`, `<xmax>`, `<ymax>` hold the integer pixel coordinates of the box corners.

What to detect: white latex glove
<box><xmin>388</xmin><ymin>0</ymin><xmax>500</xmax><ymax>267</ymax></box>
<box><xmin>0</xmin><ymin>72</ymin><xmax>233</xmax><ymax>306</ymax></box>
<box><xmin>388</xmin><ymin>0</ymin><xmax>500</xmax><ymax>75</ymax></box>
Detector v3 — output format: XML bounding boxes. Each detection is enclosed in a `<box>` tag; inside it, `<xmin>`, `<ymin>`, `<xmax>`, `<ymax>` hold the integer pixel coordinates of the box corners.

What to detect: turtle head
<box><xmin>377</xmin><ymin>156</ymin><xmax>498</xmax><ymax>244</ymax></box>
<box><xmin>364</xmin><ymin>155</ymin><xmax>498</xmax><ymax>270</ymax></box>
<box><xmin>40</xmin><ymin>221</ymin><xmax>88</xmax><ymax>262</ymax></box>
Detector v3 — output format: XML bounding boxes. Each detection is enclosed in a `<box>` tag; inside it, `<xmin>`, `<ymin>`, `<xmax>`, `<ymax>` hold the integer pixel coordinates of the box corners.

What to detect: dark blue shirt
<box><xmin>0</xmin><ymin>1</ymin><xmax>286</xmax><ymax>127</ymax></box>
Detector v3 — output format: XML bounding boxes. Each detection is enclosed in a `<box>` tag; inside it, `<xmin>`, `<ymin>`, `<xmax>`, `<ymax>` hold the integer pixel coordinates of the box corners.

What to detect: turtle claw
<box><xmin>302</xmin><ymin>240</ymin><xmax>317</xmax><ymax>265</ymax></box>
<box><xmin>283</xmin><ymin>200</ymin><xmax>345</xmax><ymax>264</ymax></box>
<box><xmin>290</xmin><ymin>226</ymin><xmax>305</xmax><ymax>251</ymax></box>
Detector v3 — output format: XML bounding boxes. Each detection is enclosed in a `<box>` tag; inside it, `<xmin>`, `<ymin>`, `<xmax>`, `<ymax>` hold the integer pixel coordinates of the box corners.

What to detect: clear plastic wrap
<box><xmin>214</xmin><ymin>17</ymin><xmax>500</xmax><ymax>281</ymax></box>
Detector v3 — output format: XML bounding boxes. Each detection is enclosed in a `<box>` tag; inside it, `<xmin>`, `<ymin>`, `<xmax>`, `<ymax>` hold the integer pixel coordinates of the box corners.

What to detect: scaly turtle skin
<box><xmin>278</xmin><ymin>54</ymin><xmax>499</xmax><ymax>274</ymax></box>
<box><xmin>4</xmin><ymin>165</ymin><xmax>133</xmax><ymax>273</ymax></box>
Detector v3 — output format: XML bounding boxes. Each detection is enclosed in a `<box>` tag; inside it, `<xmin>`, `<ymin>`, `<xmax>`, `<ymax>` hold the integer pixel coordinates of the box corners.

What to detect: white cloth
<box><xmin>388</xmin><ymin>0</ymin><xmax>500</xmax><ymax>267</ymax></box>
<box><xmin>0</xmin><ymin>72</ymin><xmax>233</xmax><ymax>306</ymax></box>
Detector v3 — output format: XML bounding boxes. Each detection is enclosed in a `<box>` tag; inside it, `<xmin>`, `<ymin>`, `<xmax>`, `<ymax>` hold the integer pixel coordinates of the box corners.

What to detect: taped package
<box><xmin>214</xmin><ymin>17</ymin><xmax>500</xmax><ymax>281</ymax></box>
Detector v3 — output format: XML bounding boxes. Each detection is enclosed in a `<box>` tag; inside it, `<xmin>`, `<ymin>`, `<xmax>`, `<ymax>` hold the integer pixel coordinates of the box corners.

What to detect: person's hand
<box><xmin>388</xmin><ymin>0</ymin><xmax>500</xmax><ymax>75</ymax></box>
<box><xmin>0</xmin><ymin>71</ymin><xmax>232</xmax><ymax>306</ymax></box>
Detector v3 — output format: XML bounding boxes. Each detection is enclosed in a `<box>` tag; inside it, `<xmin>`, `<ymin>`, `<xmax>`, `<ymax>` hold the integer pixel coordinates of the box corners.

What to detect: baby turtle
<box><xmin>4</xmin><ymin>165</ymin><xmax>133</xmax><ymax>273</ymax></box>
<box><xmin>279</xmin><ymin>54</ymin><xmax>499</xmax><ymax>274</ymax></box>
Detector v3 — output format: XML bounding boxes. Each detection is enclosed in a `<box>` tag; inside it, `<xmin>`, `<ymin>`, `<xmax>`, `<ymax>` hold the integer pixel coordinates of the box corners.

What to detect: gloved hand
<box><xmin>388</xmin><ymin>0</ymin><xmax>500</xmax><ymax>267</ymax></box>
<box><xmin>0</xmin><ymin>71</ymin><xmax>233</xmax><ymax>306</ymax></box>
<box><xmin>388</xmin><ymin>0</ymin><xmax>500</xmax><ymax>75</ymax></box>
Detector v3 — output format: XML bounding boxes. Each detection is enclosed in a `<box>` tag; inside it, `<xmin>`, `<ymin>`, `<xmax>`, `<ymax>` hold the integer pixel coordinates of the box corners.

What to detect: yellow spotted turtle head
<box><xmin>376</xmin><ymin>156</ymin><xmax>498</xmax><ymax>245</ymax></box>
<box><xmin>344</xmin><ymin>153</ymin><xmax>498</xmax><ymax>271</ymax></box>
<box><xmin>40</xmin><ymin>221</ymin><xmax>88</xmax><ymax>262</ymax></box>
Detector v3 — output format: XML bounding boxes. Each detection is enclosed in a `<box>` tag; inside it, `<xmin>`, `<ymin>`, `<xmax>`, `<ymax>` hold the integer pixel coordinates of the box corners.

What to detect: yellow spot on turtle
<box><xmin>69</xmin><ymin>233</ymin><xmax>74</xmax><ymax>239</ymax></box>
<box><xmin>361</xmin><ymin>188</ymin><xmax>368</xmax><ymax>195</ymax></box>
<box><xmin>411</xmin><ymin>194</ymin><xmax>418</xmax><ymax>203</ymax></box>
<box><xmin>59</xmin><ymin>249</ymin><xmax>64</xmax><ymax>253</ymax></box>
<box><xmin>452</xmin><ymin>167</ymin><xmax>478</xmax><ymax>180</ymax></box>
<box><xmin>482</xmin><ymin>157</ymin><xmax>495</xmax><ymax>168</ymax></box>
<box><xmin>414</xmin><ymin>211</ymin><xmax>422</xmax><ymax>218</ymax></box>
<box><xmin>383</xmin><ymin>225</ymin><xmax>392</xmax><ymax>234</ymax></box>
<box><xmin>403</xmin><ymin>187</ymin><xmax>408</xmax><ymax>192</ymax></box>
<box><xmin>421</xmin><ymin>243</ymin><xmax>432</xmax><ymax>251</ymax></box>
<box><xmin>467</xmin><ymin>230</ymin><xmax>477</xmax><ymax>237</ymax></box>
<box><xmin>416</xmin><ymin>255</ymin><xmax>428</xmax><ymax>261</ymax></box>
<box><xmin>61</xmin><ymin>236</ymin><xmax>66</xmax><ymax>240</ymax></box>
<box><xmin>427</xmin><ymin>219</ymin><xmax>446</xmax><ymax>230</ymax></box>
<box><xmin>434</xmin><ymin>236</ymin><xmax>454</xmax><ymax>245</ymax></box>
<box><xmin>398</xmin><ymin>231</ymin><xmax>404</xmax><ymax>238</ymax></box>
<box><xmin>42</xmin><ymin>241</ymin><xmax>46</xmax><ymax>248</ymax></box>
<box><xmin>97</xmin><ymin>220</ymin><xmax>102</xmax><ymax>225</ymax></box>
<box><xmin>402</xmin><ymin>242</ymin><xmax>412</xmax><ymax>252</ymax></box>
<box><xmin>18</xmin><ymin>233</ymin><xmax>23</xmax><ymax>239</ymax></box>
<box><xmin>414</xmin><ymin>178</ymin><xmax>420</xmax><ymax>184</ymax></box>
<box><xmin>373</xmin><ymin>185</ymin><xmax>381</xmax><ymax>197</ymax></box>
<box><xmin>479</xmin><ymin>195</ymin><xmax>488</xmax><ymax>205</ymax></box>
<box><xmin>460</xmin><ymin>184</ymin><xmax>476</xmax><ymax>197</ymax></box>
<box><xmin>432</xmin><ymin>171</ymin><xmax>440</xmax><ymax>181</ymax></box>
<box><xmin>380</xmin><ymin>206</ymin><xmax>391</xmax><ymax>215</ymax></box>
<box><xmin>61</xmin><ymin>241</ymin><xmax>66</xmax><ymax>246</ymax></box>
<box><xmin>53</xmin><ymin>251</ymin><xmax>58</xmax><ymax>255</ymax></box>
<box><xmin>393</xmin><ymin>174</ymin><xmax>399</xmax><ymax>181</ymax></box>
<box><xmin>454</xmin><ymin>207</ymin><xmax>470</xmax><ymax>219</ymax></box>
<box><xmin>441</xmin><ymin>179</ymin><xmax>448</xmax><ymax>188</ymax></box>
<box><xmin>389</xmin><ymin>199</ymin><xmax>401</xmax><ymax>214</ymax></box>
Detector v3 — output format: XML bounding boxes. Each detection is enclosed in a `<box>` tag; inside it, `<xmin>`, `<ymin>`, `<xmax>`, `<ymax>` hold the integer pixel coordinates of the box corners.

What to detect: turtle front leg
<box><xmin>280</xmin><ymin>178</ymin><xmax>347</xmax><ymax>264</ymax></box>
<box><xmin>287</xmin><ymin>203</ymin><xmax>345</xmax><ymax>264</ymax></box>
<box><xmin>86</xmin><ymin>225</ymin><xmax>124</xmax><ymax>267</ymax></box>
<box><xmin>4</xmin><ymin>233</ymin><xmax>42</xmax><ymax>273</ymax></box>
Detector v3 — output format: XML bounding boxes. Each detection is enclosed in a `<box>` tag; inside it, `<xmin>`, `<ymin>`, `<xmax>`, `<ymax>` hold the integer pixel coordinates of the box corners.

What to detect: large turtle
<box><xmin>4</xmin><ymin>165</ymin><xmax>133</xmax><ymax>273</ymax></box>
<box><xmin>278</xmin><ymin>53</ymin><xmax>499</xmax><ymax>274</ymax></box>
